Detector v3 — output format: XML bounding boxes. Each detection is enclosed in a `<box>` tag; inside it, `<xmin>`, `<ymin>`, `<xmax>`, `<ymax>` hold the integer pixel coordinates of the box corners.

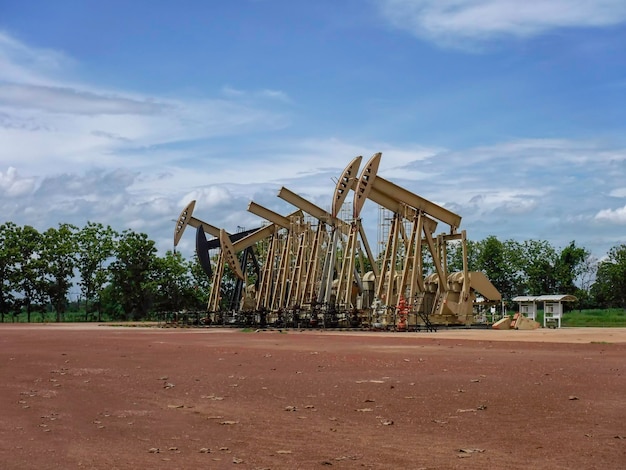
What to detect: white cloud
<box><xmin>0</xmin><ymin>166</ymin><xmax>37</xmax><ymax>196</ymax></box>
<box><xmin>0</xmin><ymin>31</ymin><xmax>74</xmax><ymax>85</ymax></box>
<box><xmin>377</xmin><ymin>0</ymin><xmax>626</xmax><ymax>47</ymax></box>
<box><xmin>497</xmin><ymin>197</ymin><xmax>539</xmax><ymax>215</ymax></box>
<box><xmin>0</xmin><ymin>95</ymin><xmax>290</xmax><ymax>176</ymax></box>
<box><xmin>595</xmin><ymin>205</ymin><xmax>626</xmax><ymax>224</ymax></box>
<box><xmin>221</xmin><ymin>85</ymin><xmax>292</xmax><ymax>103</ymax></box>
<box><xmin>258</xmin><ymin>89</ymin><xmax>292</xmax><ymax>103</ymax></box>
<box><xmin>256</xmin><ymin>138</ymin><xmax>441</xmax><ymax>191</ymax></box>
<box><xmin>0</xmin><ymin>83</ymin><xmax>167</xmax><ymax>115</ymax></box>
<box><xmin>182</xmin><ymin>186</ymin><xmax>234</xmax><ymax>210</ymax></box>
<box><xmin>0</xmin><ymin>32</ymin><xmax>291</xmax><ymax>179</ymax></box>
<box><xmin>461</xmin><ymin>190</ymin><xmax>541</xmax><ymax>215</ymax></box>
<box><xmin>221</xmin><ymin>85</ymin><xmax>246</xmax><ymax>97</ymax></box>
<box><xmin>609</xmin><ymin>188</ymin><xmax>626</xmax><ymax>198</ymax></box>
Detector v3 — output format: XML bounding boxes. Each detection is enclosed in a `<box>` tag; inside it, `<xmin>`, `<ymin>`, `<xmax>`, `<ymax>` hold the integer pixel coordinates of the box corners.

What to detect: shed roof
<box><xmin>512</xmin><ymin>295</ymin><xmax>578</xmax><ymax>302</ymax></box>
<box><xmin>512</xmin><ymin>296</ymin><xmax>538</xmax><ymax>302</ymax></box>
<box><xmin>535</xmin><ymin>294</ymin><xmax>578</xmax><ymax>302</ymax></box>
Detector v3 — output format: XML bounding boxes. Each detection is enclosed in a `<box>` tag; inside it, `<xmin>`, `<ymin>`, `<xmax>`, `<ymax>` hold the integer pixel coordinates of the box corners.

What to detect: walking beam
<box><xmin>353</xmin><ymin>153</ymin><xmax>462</xmax><ymax>230</ymax></box>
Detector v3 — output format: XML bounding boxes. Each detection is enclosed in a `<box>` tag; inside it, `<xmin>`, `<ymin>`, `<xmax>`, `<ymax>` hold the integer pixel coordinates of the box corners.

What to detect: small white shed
<box><xmin>512</xmin><ymin>296</ymin><xmax>539</xmax><ymax>321</ymax></box>
<box><xmin>536</xmin><ymin>294</ymin><xmax>578</xmax><ymax>328</ymax></box>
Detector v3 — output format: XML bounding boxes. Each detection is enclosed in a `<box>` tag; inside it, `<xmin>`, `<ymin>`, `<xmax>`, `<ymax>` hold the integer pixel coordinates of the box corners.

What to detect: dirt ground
<box><xmin>1</xmin><ymin>325</ymin><xmax>624</xmax><ymax>470</ymax></box>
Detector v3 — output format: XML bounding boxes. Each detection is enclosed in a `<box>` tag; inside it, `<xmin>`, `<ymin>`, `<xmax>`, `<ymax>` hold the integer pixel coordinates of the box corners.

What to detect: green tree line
<box><xmin>0</xmin><ymin>221</ymin><xmax>209</xmax><ymax>322</ymax></box>
<box><xmin>1</xmin><ymin>221</ymin><xmax>625</xmax><ymax>322</ymax></box>
<box><xmin>443</xmin><ymin>236</ymin><xmax>625</xmax><ymax>309</ymax></box>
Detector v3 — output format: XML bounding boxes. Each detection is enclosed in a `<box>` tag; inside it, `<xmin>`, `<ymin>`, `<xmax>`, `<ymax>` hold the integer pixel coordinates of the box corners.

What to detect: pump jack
<box><xmin>172</xmin><ymin>152</ymin><xmax>501</xmax><ymax>329</ymax></box>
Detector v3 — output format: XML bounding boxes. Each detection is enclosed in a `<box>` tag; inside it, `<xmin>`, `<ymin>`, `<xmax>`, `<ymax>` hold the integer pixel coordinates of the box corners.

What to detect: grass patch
<box><xmin>563</xmin><ymin>308</ymin><xmax>626</xmax><ymax>327</ymax></box>
<box><xmin>504</xmin><ymin>308</ymin><xmax>626</xmax><ymax>327</ymax></box>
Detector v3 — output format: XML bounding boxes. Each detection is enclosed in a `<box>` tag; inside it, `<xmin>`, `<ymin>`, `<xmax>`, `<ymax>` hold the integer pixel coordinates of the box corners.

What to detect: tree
<box><xmin>97</xmin><ymin>283</ymin><xmax>124</xmax><ymax>319</ymax></box>
<box><xmin>188</xmin><ymin>255</ymin><xmax>211</xmax><ymax>309</ymax></box>
<box><xmin>41</xmin><ymin>224</ymin><xmax>78</xmax><ymax>321</ymax></box>
<box><xmin>151</xmin><ymin>250</ymin><xmax>197</xmax><ymax>313</ymax></box>
<box><xmin>574</xmin><ymin>254</ymin><xmax>599</xmax><ymax>309</ymax></box>
<box><xmin>591</xmin><ymin>244</ymin><xmax>626</xmax><ymax>308</ymax></box>
<box><xmin>446</xmin><ymin>240</ymin><xmax>463</xmax><ymax>273</ymax></box>
<box><xmin>218</xmin><ymin>260</ymin><xmax>240</xmax><ymax>311</ymax></box>
<box><xmin>14</xmin><ymin>225</ymin><xmax>46</xmax><ymax>322</ymax></box>
<box><xmin>521</xmin><ymin>239</ymin><xmax>557</xmax><ymax>295</ymax></box>
<box><xmin>553</xmin><ymin>241</ymin><xmax>590</xmax><ymax>295</ymax></box>
<box><xmin>75</xmin><ymin>222</ymin><xmax>117</xmax><ymax>321</ymax></box>
<box><xmin>447</xmin><ymin>239</ymin><xmax>480</xmax><ymax>273</ymax></box>
<box><xmin>108</xmin><ymin>229</ymin><xmax>158</xmax><ymax>321</ymax></box>
<box><xmin>476</xmin><ymin>236</ymin><xmax>522</xmax><ymax>301</ymax></box>
<box><xmin>0</xmin><ymin>222</ymin><xmax>20</xmax><ymax>321</ymax></box>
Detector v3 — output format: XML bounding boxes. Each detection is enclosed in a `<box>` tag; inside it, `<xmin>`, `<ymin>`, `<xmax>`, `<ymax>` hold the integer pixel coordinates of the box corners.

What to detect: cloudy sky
<box><xmin>1</xmin><ymin>0</ymin><xmax>625</xmax><ymax>260</ymax></box>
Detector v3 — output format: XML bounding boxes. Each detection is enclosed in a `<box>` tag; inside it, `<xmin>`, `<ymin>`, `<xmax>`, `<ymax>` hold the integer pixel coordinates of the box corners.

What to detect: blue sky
<box><xmin>1</xmin><ymin>0</ymin><xmax>625</xmax><ymax>262</ymax></box>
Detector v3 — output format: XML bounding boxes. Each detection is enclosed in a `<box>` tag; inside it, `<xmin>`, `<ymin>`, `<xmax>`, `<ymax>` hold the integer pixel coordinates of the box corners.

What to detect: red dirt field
<box><xmin>1</xmin><ymin>325</ymin><xmax>625</xmax><ymax>470</ymax></box>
